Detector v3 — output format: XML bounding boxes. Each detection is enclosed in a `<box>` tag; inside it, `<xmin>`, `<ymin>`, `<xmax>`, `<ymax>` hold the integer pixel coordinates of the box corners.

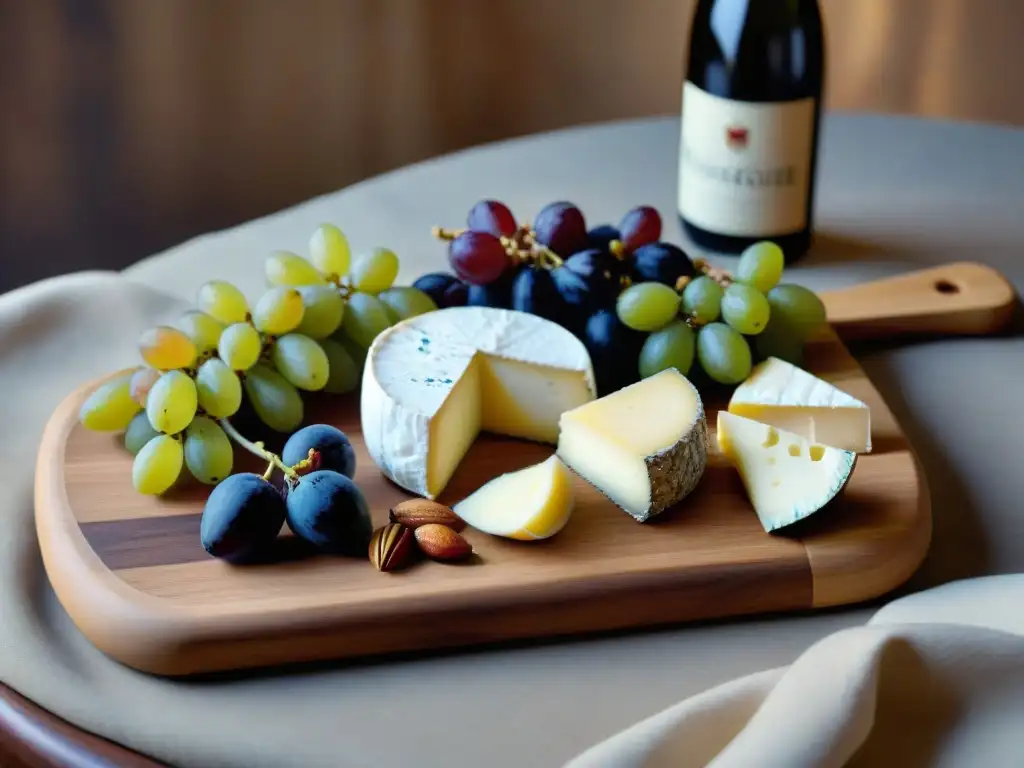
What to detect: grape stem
<box><xmin>220</xmin><ymin>418</ymin><xmax>298</xmax><ymax>481</ymax></box>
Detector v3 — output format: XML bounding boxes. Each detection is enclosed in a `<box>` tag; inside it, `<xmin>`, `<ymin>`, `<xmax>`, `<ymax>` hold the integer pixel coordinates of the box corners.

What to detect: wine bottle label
<box><xmin>677</xmin><ymin>82</ymin><xmax>815</xmax><ymax>237</ymax></box>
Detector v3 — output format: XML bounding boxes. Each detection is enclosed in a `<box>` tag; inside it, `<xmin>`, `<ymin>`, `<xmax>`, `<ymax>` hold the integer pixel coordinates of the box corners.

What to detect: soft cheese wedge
<box><xmin>453</xmin><ymin>455</ymin><xmax>575</xmax><ymax>540</ymax></box>
<box><xmin>361</xmin><ymin>307</ymin><xmax>595</xmax><ymax>499</ymax></box>
<box><xmin>717</xmin><ymin>411</ymin><xmax>857</xmax><ymax>533</ymax></box>
<box><xmin>728</xmin><ymin>357</ymin><xmax>872</xmax><ymax>453</ymax></box>
<box><xmin>556</xmin><ymin>368</ymin><xmax>708</xmax><ymax>522</ymax></box>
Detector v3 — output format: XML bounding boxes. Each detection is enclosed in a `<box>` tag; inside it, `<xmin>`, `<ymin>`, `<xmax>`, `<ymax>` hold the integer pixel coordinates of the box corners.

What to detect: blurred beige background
<box><xmin>1</xmin><ymin>0</ymin><xmax>1021</xmax><ymax>292</ymax></box>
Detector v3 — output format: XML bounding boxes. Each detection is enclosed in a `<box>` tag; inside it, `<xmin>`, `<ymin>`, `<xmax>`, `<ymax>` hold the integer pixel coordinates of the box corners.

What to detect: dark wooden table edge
<box><xmin>0</xmin><ymin>683</ymin><xmax>167</xmax><ymax>768</ymax></box>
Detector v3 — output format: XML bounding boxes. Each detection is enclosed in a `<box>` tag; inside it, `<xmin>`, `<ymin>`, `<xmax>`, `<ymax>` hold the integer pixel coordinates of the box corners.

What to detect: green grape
<box><xmin>766</xmin><ymin>284</ymin><xmax>828</xmax><ymax>341</ymax></box>
<box><xmin>124</xmin><ymin>411</ymin><xmax>160</xmax><ymax>455</ymax></box>
<box><xmin>309</xmin><ymin>224</ymin><xmax>351</xmax><ymax>277</ymax></box>
<box><xmin>132</xmin><ymin>434</ymin><xmax>183</xmax><ymax>495</ymax></box>
<box><xmin>79</xmin><ymin>373</ymin><xmax>140</xmax><ymax>431</ymax></box>
<box><xmin>195</xmin><ymin>358</ymin><xmax>243</xmax><ymax>418</ymax></box>
<box><xmin>243</xmin><ymin>364</ymin><xmax>303</xmax><ymax>433</ymax></box>
<box><xmin>184</xmin><ymin>416</ymin><xmax>233</xmax><ymax>485</ymax></box>
<box><xmin>341</xmin><ymin>292</ymin><xmax>393</xmax><ymax>348</ymax></box>
<box><xmin>755</xmin><ymin>318</ymin><xmax>805</xmax><ymax>365</ymax></box>
<box><xmin>378</xmin><ymin>286</ymin><xmax>438</xmax><ymax>323</ymax></box>
<box><xmin>175</xmin><ymin>310</ymin><xmax>224</xmax><ymax>353</ymax></box>
<box><xmin>681</xmin><ymin>276</ymin><xmax>723</xmax><ymax>324</ymax></box>
<box><xmin>265</xmin><ymin>250</ymin><xmax>326</xmax><ymax>287</ymax></box>
<box><xmin>197</xmin><ymin>280</ymin><xmax>249</xmax><ymax>325</ymax></box>
<box><xmin>253</xmin><ymin>286</ymin><xmax>305</xmax><ymax>335</ymax></box>
<box><xmin>295</xmin><ymin>284</ymin><xmax>344</xmax><ymax>338</ymax></box>
<box><xmin>320</xmin><ymin>338</ymin><xmax>360</xmax><ymax>394</ymax></box>
<box><xmin>331</xmin><ymin>328</ymin><xmax>368</xmax><ymax>370</ymax></box>
<box><xmin>615</xmin><ymin>282</ymin><xmax>681</xmax><ymax>332</ymax></box>
<box><xmin>349</xmin><ymin>248</ymin><xmax>399</xmax><ymax>294</ymax></box>
<box><xmin>270</xmin><ymin>334</ymin><xmax>329</xmax><ymax>391</ymax></box>
<box><xmin>696</xmin><ymin>322</ymin><xmax>753</xmax><ymax>385</ymax></box>
<box><xmin>736</xmin><ymin>241</ymin><xmax>785</xmax><ymax>293</ymax></box>
<box><xmin>138</xmin><ymin>325</ymin><xmax>197</xmax><ymax>370</ymax></box>
<box><xmin>146</xmin><ymin>370</ymin><xmax>198</xmax><ymax>434</ymax></box>
<box><xmin>129</xmin><ymin>367</ymin><xmax>160</xmax><ymax>406</ymax></box>
<box><xmin>638</xmin><ymin>320</ymin><xmax>696</xmax><ymax>378</ymax></box>
<box><xmin>218</xmin><ymin>322</ymin><xmax>263</xmax><ymax>371</ymax></box>
<box><xmin>721</xmin><ymin>283</ymin><xmax>771</xmax><ymax>335</ymax></box>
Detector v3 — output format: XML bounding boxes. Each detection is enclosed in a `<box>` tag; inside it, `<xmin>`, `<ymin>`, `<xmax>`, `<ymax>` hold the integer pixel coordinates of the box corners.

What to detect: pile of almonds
<box><xmin>369</xmin><ymin>498</ymin><xmax>472</xmax><ymax>572</ymax></box>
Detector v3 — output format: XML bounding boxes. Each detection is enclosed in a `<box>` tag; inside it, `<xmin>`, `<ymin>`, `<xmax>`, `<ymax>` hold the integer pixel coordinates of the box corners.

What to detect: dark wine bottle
<box><xmin>677</xmin><ymin>0</ymin><xmax>825</xmax><ymax>263</ymax></box>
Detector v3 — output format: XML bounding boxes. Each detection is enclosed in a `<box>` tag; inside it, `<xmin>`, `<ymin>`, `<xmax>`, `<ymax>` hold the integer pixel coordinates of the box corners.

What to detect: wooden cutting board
<box><xmin>35</xmin><ymin>262</ymin><xmax>1016</xmax><ymax>677</ymax></box>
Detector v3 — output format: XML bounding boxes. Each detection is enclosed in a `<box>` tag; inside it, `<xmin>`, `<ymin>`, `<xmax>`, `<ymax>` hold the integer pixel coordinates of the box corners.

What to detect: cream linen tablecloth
<box><xmin>3</xmin><ymin>115</ymin><xmax>1023</xmax><ymax>767</ymax></box>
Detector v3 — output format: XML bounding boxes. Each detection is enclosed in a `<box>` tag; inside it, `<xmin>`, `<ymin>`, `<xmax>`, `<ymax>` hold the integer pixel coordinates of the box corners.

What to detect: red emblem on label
<box><xmin>726</xmin><ymin>125</ymin><xmax>748</xmax><ymax>150</ymax></box>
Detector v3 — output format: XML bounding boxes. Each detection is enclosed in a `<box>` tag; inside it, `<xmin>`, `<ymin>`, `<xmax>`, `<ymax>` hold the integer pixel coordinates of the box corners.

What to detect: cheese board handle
<box><xmin>819</xmin><ymin>261</ymin><xmax>1018</xmax><ymax>341</ymax></box>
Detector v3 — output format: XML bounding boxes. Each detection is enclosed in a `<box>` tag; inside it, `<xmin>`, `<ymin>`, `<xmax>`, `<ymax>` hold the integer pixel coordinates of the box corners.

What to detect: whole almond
<box><xmin>390</xmin><ymin>499</ymin><xmax>465</xmax><ymax>532</ymax></box>
<box><xmin>369</xmin><ymin>523</ymin><xmax>416</xmax><ymax>572</ymax></box>
<box><xmin>414</xmin><ymin>524</ymin><xmax>472</xmax><ymax>562</ymax></box>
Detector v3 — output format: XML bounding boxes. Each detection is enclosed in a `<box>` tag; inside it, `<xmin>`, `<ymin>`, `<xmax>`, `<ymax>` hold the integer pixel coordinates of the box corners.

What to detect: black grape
<box><xmin>533</xmin><ymin>201</ymin><xmax>588</xmax><ymax>257</ymax></box>
<box><xmin>584</xmin><ymin>310</ymin><xmax>647</xmax><ymax>396</ymax></box>
<box><xmin>200</xmin><ymin>473</ymin><xmax>287</xmax><ymax>563</ymax></box>
<box><xmin>413</xmin><ymin>272</ymin><xmax>458</xmax><ymax>305</ymax></box>
<box><xmin>282</xmin><ymin>424</ymin><xmax>356</xmax><ymax>478</ymax></box>
<box><xmin>285</xmin><ymin>470</ymin><xmax>373</xmax><ymax>555</ymax></box>
<box><xmin>631</xmin><ymin>242</ymin><xmax>696</xmax><ymax>287</ymax></box>
<box><xmin>550</xmin><ymin>266</ymin><xmax>594</xmax><ymax>335</ymax></box>
<box><xmin>564</xmin><ymin>249</ymin><xmax>624</xmax><ymax>306</ymax></box>
<box><xmin>511</xmin><ymin>266</ymin><xmax>562</xmax><ymax>322</ymax></box>
<box><xmin>442</xmin><ymin>280</ymin><xmax>468</xmax><ymax>308</ymax></box>
<box><xmin>467</xmin><ymin>266</ymin><xmax>518</xmax><ymax>309</ymax></box>
<box><xmin>587</xmin><ymin>224</ymin><xmax>621</xmax><ymax>252</ymax></box>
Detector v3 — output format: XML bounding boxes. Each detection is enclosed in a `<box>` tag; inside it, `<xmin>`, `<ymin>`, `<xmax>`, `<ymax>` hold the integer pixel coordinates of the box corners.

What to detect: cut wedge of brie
<box><xmin>717</xmin><ymin>411</ymin><xmax>857</xmax><ymax>533</ymax></box>
<box><xmin>557</xmin><ymin>368</ymin><xmax>708</xmax><ymax>522</ymax></box>
<box><xmin>453</xmin><ymin>454</ymin><xmax>575</xmax><ymax>540</ymax></box>
<box><xmin>728</xmin><ymin>357</ymin><xmax>872</xmax><ymax>453</ymax></box>
<box><xmin>360</xmin><ymin>307</ymin><xmax>595</xmax><ymax>499</ymax></box>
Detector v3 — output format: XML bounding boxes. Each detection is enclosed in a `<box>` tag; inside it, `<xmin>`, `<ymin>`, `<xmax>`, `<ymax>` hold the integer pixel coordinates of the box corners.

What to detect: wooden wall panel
<box><xmin>1</xmin><ymin>0</ymin><xmax>1021</xmax><ymax>292</ymax></box>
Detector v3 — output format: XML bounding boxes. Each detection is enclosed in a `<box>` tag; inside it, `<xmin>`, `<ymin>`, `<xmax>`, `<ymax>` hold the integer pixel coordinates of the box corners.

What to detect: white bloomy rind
<box><xmin>361</xmin><ymin>307</ymin><xmax>596</xmax><ymax>499</ymax></box>
<box><xmin>728</xmin><ymin>356</ymin><xmax>872</xmax><ymax>453</ymax></box>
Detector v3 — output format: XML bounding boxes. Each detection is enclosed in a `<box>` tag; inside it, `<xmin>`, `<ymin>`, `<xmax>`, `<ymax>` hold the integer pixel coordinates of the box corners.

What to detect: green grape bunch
<box><xmin>613</xmin><ymin>240</ymin><xmax>828</xmax><ymax>386</ymax></box>
<box><xmin>77</xmin><ymin>222</ymin><xmax>440</xmax><ymax>498</ymax></box>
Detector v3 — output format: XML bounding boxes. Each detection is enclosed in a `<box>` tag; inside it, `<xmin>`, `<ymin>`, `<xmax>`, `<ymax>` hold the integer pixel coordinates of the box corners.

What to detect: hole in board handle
<box><xmin>934</xmin><ymin>279</ymin><xmax>960</xmax><ymax>295</ymax></box>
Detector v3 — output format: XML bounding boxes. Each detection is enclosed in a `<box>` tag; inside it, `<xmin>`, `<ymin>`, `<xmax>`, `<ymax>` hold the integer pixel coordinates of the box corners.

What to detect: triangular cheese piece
<box><xmin>727</xmin><ymin>357</ymin><xmax>871</xmax><ymax>453</ymax></box>
<box><xmin>717</xmin><ymin>411</ymin><xmax>857</xmax><ymax>533</ymax></box>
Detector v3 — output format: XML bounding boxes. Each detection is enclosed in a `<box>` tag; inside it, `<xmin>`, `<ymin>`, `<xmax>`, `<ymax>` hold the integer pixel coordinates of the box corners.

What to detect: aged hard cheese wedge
<box><xmin>717</xmin><ymin>411</ymin><xmax>857</xmax><ymax>533</ymax></box>
<box><xmin>361</xmin><ymin>307</ymin><xmax>595</xmax><ymax>499</ymax></box>
<box><xmin>556</xmin><ymin>368</ymin><xmax>707</xmax><ymax>522</ymax></box>
<box><xmin>453</xmin><ymin>454</ymin><xmax>575</xmax><ymax>540</ymax></box>
<box><xmin>728</xmin><ymin>357</ymin><xmax>872</xmax><ymax>453</ymax></box>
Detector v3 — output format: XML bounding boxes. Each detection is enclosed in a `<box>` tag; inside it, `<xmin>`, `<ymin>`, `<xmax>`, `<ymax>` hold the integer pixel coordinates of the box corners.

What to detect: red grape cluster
<box><xmin>418</xmin><ymin>200</ymin><xmax>699</xmax><ymax>395</ymax></box>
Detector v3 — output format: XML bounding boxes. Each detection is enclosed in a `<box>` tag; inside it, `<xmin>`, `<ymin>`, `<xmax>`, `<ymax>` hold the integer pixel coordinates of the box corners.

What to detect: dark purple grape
<box><xmin>618</xmin><ymin>206</ymin><xmax>662</xmax><ymax>253</ymax></box>
<box><xmin>285</xmin><ymin>470</ymin><xmax>373</xmax><ymax>555</ymax></box>
<box><xmin>584</xmin><ymin>310</ymin><xmax>647</xmax><ymax>396</ymax></box>
<box><xmin>200</xmin><ymin>473</ymin><xmax>287</xmax><ymax>563</ymax></box>
<box><xmin>282</xmin><ymin>424</ymin><xmax>356</xmax><ymax>479</ymax></box>
<box><xmin>631</xmin><ymin>242</ymin><xmax>696</xmax><ymax>288</ymax></box>
<box><xmin>442</xmin><ymin>281</ymin><xmax>468</xmax><ymax>307</ymax></box>
<box><xmin>512</xmin><ymin>266</ymin><xmax>562</xmax><ymax>322</ymax></box>
<box><xmin>533</xmin><ymin>201</ymin><xmax>588</xmax><ymax>257</ymax></box>
<box><xmin>413</xmin><ymin>272</ymin><xmax>461</xmax><ymax>306</ymax></box>
<box><xmin>563</xmin><ymin>249</ymin><xmax>621</xmax><ymax>306</ymax></box>
<box><xmin>467</xmin><ymin>200</ymin><xmax>517</xmax><ymax>237</ymax></box>
<box><xmin>449</xmin><ymin>231</ymin><xmax>511</xmax><ymax>285</ymax></box>
<box><xmin>467</xmin><ymin>265</ymin><xmax>518</xmax><ymax>309</ymax></box>
<box><xmin>550</xmin><ymin>266</ymin><xmax>593</xmax><ymax>334</ymax></box>
<box><xmin>587</xmin><ymin>224</ymin><xmax>621</xmax><ymax>252</ymax></box>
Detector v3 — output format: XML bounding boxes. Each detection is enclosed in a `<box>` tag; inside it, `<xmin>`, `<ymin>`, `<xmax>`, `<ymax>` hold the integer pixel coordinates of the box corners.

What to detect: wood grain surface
<box><xmin>32</xmin><ymin>263</ymin><xmax>1016</xmax><ymax>679</ymax></box>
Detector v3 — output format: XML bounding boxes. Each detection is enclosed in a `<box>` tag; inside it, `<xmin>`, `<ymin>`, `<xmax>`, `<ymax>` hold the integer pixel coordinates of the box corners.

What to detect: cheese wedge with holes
<box><xmin>360</xmin><ymin>307</ymin><xmax>596</xmax><ymax>499</ymax></box>
<box><xmin>717</xmin><ymin>411</ymin><xmax>857</xmax><ymax>533</ymax></box>
<box><xmin>453</xmin><ymin>454</ymin><xmax>575</xmax><ymax>540</ymax></box>
<box><xmin>728</xmin><ymin>357</ymin><xmax>872</xmax><ymax>453</ymax></box>
<box><xmin>556</xmin><ymin>368</ymin><xmax>708</xmax><ymax>522</ymax></box>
